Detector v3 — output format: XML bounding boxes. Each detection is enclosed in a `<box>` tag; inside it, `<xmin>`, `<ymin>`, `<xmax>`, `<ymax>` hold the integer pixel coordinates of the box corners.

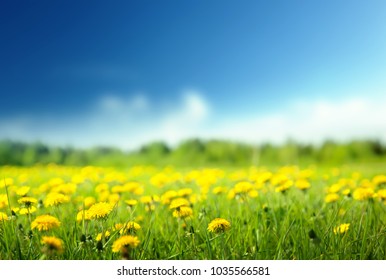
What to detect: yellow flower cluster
<box><xmin>88</xmin><ymin>202</ymin><xmax>114</xmax><ymax>219</ymax></box>
<box><xmin>207</xmin><ymin>218</ymin><xmax>231</xmax><ymax>234</ymax></box>
<box><xmin>31</xmin><ymin>215</ymin><xmax>61</xmax><ymax>231</ymax></box>
<box><xmin>0</xmin><ymin>212</ymin><xmax>8</xmax><ymax>221</ymax></box>
<box><xmin>334</xmin><ymin>223</ymin><xmax>350</xmax><ymax>234</ymax></box>
<box><xmin>173</xmin><ymin>206</ymin><xmax>193</xmax><ymax>219</ymax></box>
<box><xmin>112</xmin><ymin>235</ymin><xmax>140</xmax><ymax>252</ymax></box>
<box><xmin>119</xmin><ymin>221</ymin><xmax>141</xmax><ymax>234</ymax></box>
<box><xmin>1</xmin><ymin>164</ymin><xmax>386</xmax><ymax>260</ymax></box>
<box><xmin>41</xmin><ymin>236</ymin><xmax>64</xmax><ymax>253</ymax></box>
<box><xmin>44</xmin><ymin>192</ymin><xmax>70</xmax><ymax>207</ymax></box>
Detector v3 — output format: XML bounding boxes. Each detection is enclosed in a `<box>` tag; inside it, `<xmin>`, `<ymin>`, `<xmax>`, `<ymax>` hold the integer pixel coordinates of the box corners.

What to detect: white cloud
<box><xmin>0</xmin><ymin>91</ymin><xmax>385</xmax><ymax>150</ymax></box>
<box><xmin>204</xmin><ymin>96</ymin><xmax>386</xmax><ymax>145</ymax></box>
<box><xmin>130</xmin><ymin>95</ymin><xmax>149</xmax><ymax>111</ymax></box>
<box><xmin>182</xmin><ymin>90</ymin><xmax>209</xmax><ymax>122</ymax></box>
<box><xmin>157</xmin><ymin>91</ymin><xmax>210</xmax><ymax>145</ymax></box>
<box><xmin>0</xmin><ymin>90</ymin><xmax>211</xmax><ymax>150</ymax></box>
<box><xmin>99</xmin><ymin>95</ymin><xmax>124</xmax><ymax>111</ymax></box>
<box><xmin>99</xmin><ymin>93</ymin><xmax>149</xmax><ymax>113</ymax></box>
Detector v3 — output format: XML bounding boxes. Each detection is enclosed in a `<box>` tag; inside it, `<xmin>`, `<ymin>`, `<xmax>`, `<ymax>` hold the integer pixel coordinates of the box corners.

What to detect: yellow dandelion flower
<box><xmin>207</xmin><ymin>218</ymin><xmax>231</xmax><ymax>234</ymax></box>
<box><xmin>275</xmin><ymin>180</ymin><xmax>293</xmax><ymax>193</ymax></box>
<box><xmin>0</xmin><ymin>212</ymin><xmax>8</xmax><ymax>221</ymax></box>
<box><xmin>248</xmin><ymin>190</ymin><xmax>259</xmax><ymax>198</ymax></box>
<box><xmin>256</xmin><ymin>172</ymin><xmax>272</xmax><ymax>185</ymax></box>
<box><xmin>234</xmin><ymin>181</ymin><xmax>253</xmax><ymax>194</ymax></box>
<box><xmin>119</xmin><ymin>221</ymin><xmax>141</xmax><ymax>234</ymax></box>
<box><xmin>295</xmin><ymin>179</ymin><xmax>311</xmax><ymax>190</ymax></box>
<box><xmin>327</xmin><ymin>183</ymin><xmax>342</xmax><ymax>193</ymax></box>
<box><xmin>76</xmin><ymin>210</ymin><xmax>92</xmax><ymax>222</ymax></box>
<box><xmin>48</xmin><ymin>177</ymin><xmax>64</xmax><ymax>187</ymax></box>
<box><xmin>169</xmin><ymin>197</ymin><xmax>190</xmax><ymax>209</ymax></box>
<box><xmin>52</xmin><ymin>183</ymin><xmax>77</xmax><ymax>195</ymax></box>
<box><xmin>178</xmin><ymin>188</ymin><xmax>193</xmax><ymax>197</ymax></box>
<box><xmin>38</xmin><ymin>183</ymin><xmax>49</xmax><ymax>194</ymax></box>
<box><xmin>112</xmin><ymin>235</ymin><xmax>140</xmax><ymax>252</ymax></box>
<box><xmin>372</xmin><ymin>174</ymin><xmax>386</xmax><ymax>186</ymax></box>
<box><xmin>111</xmin><ymin>185</ymin><xmax>125</xmax><ymax>193</ymax></box>
<box><xmin>72</xmin><ymin>174</ymin><xmax>85</xmax><ymax>184</ymax></box>
<box><xmin>124</xmin><ymin>199</ymin><xmax>138</xmax><ymax>207</ymax></box>
<box><xmin>212</xmin><ymin>186</ymin><xmax>227</xmax><ymax>195</ymax></box>
<box><xmin>353</xmin><ymin>188</ymin><xmax>375</xmax><ymax>201</ymax></box>
<box><xmin>377</xmin><ymin>189</ymin><xmax>386</xmax><ymax>201</ymax></box>
<box><xmin>44</xmin><ymin>192</ymin><xmax>70</xmax><ymax>207</ymax></box>
<box><xmin>333</xmin><ymin>223</ymin><xmax>350</xmax><ymax>234</ymax></box>
<box><xmin>172</xmin><ymin>206</ymin><xmax>193</xmax><ymax>218</ymax></box>
<box><xmin>160</xmin><ymin>190</ymin><xmax>178</xmax><ymax>204</ymax></box>
<box><xmin>270</xmin><ymin>174</ymin><xmax>289</xmax><ymax>186</ymax></box>
<box><xmin>98</xmin><ymin>191</ymin><xmax>110</xmax><ymax>202</ymax></box>
<box><xmin>298</xmin><ymin>169</ymin><xmax>314</xmax><ymax>179</ymax></box>
<box><xmin>145</xmin><ymin>204</ymin><xmax>155</xmax><ymax>212</ymax></box>
<box><xmin>130</xmin><ymin>188</ymin><xmax>143</xmax><ymax>196</ymax></box>
<box><xmin>0</xmin><ymin>194</ymin><xmax>9</xmax><ymax>209</ymax></box>
<box><xmin>19</xmin><ymin>206</ymin><xmax>37</xmax><ymax>215</ymax></box>
<box><xmin>95</xmin><ymin>183</ymin><xmax>109</xmax><ymax>193</ymax></box>
<box><xmin>325</xmin><ymin>193</ymin><xmax>340</xmax><ymax>203</ymax></box>
<box><xmin>135</xmin><ymin>215</ymin><xmax>144</xmax><ymax>223</ymax></box>
<box><xmin>150</xmin><ymin>172</ymin><xmax>169</xmax><ymax>188</ymax></box>
<box><xmin>114</xmin><ymin>223</ymin><xmax>124</xmax><ymax>231</ymax></box>
<box><xmin>18</xmin><ymin>174</ymin><xmax>29</xmax><ymax>184</ymax></box>
<box><xmin>358</xmin><ymin>179</ymin><xmax>374</xmax><ymax>189</ymax></box>
<box><xmin>123</xmin><ymin>182</ymin><xmax>142</xmax><ymax>193</ymax></box>
<box><xmin>108</xmin><ymin>193</ymin><xmax>119</xmax><ymax>204</ymax></box>
<box><xmin>189</xmin><ymin>194</ymin><xmax>199</xmax><ymax>204</ymax></box>
<box><xmin>140</xmin><ymin>195</ymin><xmax>153</xmax><ymax>204</ymax></box>
<box><xmin>18</xmin><ymin>197</ymin><xmax>38</xmax><ymax>207</ymax></box>
<box><xmin>227</xmin><ymin>189</ymin><xmax>236</xmax><ymax>200</ymax></box>
<box><xmin>31</xmin><ymin>215</ymin><xmax>61</xmax><ymax>231</ymax></box>
<box><xmin>16</xmin><ymin>186</ymin><xmax>30</xmax><ymax>196</ymax></box>
<box><xmin>96</xmin><ymin>230</ymin><xmax>111</xmax><ymax>241</ymax></box>
<box><xmin>83</xmin><ymin>196</ymin><xmax>96</xmax><ymax>208</ymax></box>
<box><xmin>88</xmin><ymin>202</ymin><xmax>114</xmax><ymax>219</ymax></box>
<box><xmin>342</xmin><ymin>188</ymin><xmax>351</xmax><ymax>196</ymax></box>
<box><xmin>41</xmin><ymin>236</ymin><xmax>64</xmax><ymax>253</ymax></box>
<box><xmin>0</xmin><ymin>178</ymin><xmax>13</xmax><ymax>188</ymax></box>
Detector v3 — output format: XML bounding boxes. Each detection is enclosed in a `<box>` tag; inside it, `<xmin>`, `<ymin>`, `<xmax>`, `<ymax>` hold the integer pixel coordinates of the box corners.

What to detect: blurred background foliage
<box><xmin>0</xmin><ymin>139</ymin><xmax>385</xmax><ymax>167</ymax></box>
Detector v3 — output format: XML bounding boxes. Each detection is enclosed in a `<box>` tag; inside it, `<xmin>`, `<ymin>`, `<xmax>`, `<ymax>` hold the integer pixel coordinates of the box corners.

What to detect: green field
<box><xmin>1</xmin><ymin>163</ymin><xmax>386</xmax><ymax>260</ymax></box>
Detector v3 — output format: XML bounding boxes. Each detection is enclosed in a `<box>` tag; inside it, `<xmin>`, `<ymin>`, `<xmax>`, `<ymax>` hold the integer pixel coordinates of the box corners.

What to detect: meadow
<box><xmin>0</xmin><ymin>163</ymin><xmax>386</xmax><ymax>260</ymax></box>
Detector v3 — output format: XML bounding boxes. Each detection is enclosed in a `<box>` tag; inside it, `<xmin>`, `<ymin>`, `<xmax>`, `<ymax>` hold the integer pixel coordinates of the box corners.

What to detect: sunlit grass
<box><xmin>0</xmin><ymin>164</ymin><xmax>385</xmax><ymax>260</ymax></box>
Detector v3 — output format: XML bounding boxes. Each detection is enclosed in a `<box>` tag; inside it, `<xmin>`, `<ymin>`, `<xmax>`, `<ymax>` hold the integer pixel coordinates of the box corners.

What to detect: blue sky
<box><xmin>1</xmin><ymin>0</ymin><xmax>386</xmax><ymax>149</ymax></box>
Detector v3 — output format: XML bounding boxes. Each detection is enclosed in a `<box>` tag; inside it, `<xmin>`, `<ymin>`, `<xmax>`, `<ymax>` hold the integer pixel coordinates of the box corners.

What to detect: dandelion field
<box><xmin>1</xmin><ymin>164</ymin><xmax>386</xmax><ymax>260</ymax></box>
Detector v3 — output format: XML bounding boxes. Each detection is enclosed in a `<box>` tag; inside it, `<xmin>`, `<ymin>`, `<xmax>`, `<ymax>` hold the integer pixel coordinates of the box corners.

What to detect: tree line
<box><xmin>0</xmin><ymin>138</ymin><xmax>385</xmax><ymax>167</ymax></box>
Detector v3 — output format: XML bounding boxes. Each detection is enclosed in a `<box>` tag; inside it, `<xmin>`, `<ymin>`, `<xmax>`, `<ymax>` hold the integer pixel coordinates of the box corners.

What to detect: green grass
<box><xmin>0</xmin><ymin>164</ymin><xmax>386</xmax><ymax>260</ymax></box>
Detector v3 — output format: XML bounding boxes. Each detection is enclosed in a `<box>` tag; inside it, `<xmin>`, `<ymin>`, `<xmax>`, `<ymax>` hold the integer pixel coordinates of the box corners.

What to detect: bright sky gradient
<box><xmin>1</xmin><ymin>0</ymin><xmax>386</xmax><ymax>150</ymax></box>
